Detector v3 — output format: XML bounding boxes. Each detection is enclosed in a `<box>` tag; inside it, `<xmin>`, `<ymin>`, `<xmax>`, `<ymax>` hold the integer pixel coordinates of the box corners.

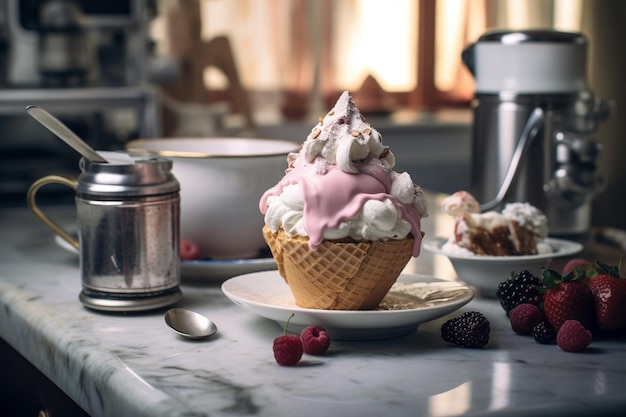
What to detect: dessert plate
<box><xmin>221</xmin><ymin>271</ymin><xmax>474</xmax><ymax>340</ymax></box>
<box><xmin>423</xmin><ymin>236</ymin><xmax>583</xmax><ymax>297</ymax></box>
<box><xmin>54</xmin><ymin>235</ymin><xmax>276</xmax><ymax>282</ymax></box>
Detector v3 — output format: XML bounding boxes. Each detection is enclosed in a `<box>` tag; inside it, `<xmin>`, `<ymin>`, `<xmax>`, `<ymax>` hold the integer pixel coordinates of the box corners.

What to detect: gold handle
<box><xmin>27</xmin><ymin>175</ymin><xmax>79</xmax><ymax>250</ymax></box>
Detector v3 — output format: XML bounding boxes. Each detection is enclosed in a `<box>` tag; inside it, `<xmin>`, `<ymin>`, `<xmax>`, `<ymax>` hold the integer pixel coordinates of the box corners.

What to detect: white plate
<box><xmin>423</xmin><ymin>237</ymin><xmax>583</xmax><ymax>297</ymax></box>
<box><xmin>221</xmin><ymin>271</ymin><xmax>474</xmax><ymax>340</ymax></box>
<box><xmin>181</xmin><ymin>258</ymin><xmax>276</xmax><ymax>282</ymax></box>
<box><xmin>423</xmin><ymin>236</ymin><xmax>583</xmax><ymax>261</ymax></box>
<box><xmin>54</xmin><ymin>234</ymin><xmax>276</xmax><ymax>282</ymax></box>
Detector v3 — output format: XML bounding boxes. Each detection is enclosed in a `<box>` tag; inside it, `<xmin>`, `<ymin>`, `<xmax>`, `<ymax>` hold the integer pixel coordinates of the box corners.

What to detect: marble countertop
<box><xmin>1</xmin><ymin>202</ymin><xmax>626</xmax><ymax>417</ymax></box>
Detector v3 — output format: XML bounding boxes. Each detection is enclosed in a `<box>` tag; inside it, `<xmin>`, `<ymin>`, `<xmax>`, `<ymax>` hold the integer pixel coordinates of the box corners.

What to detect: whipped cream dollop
<box><xmin>259</xmin><ymin>91</ymin><xmax>428</xmax><ymax>256</ymax></box>
<box><xmin>441</xmin><ymin>191</ymin><xmax>480</xmax><ymax>216</ymax></box>
<box><xmin>502</xmin><ymin>202</ymin><xmax>548</xmax><ymax>239</ymax></box>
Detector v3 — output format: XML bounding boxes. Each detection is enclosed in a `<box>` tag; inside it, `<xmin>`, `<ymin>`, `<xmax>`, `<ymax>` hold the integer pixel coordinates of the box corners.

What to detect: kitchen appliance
<box><xmin>0</xmin><ymin>0</ymin><xmax>160</xmax><ymax>207</ymax></box>
<box><xmin>37</xmin><ymin>0</ymin><xmax>90</xmax><ymax>87</ymax></box>
<box><xmin>462</xmin><ymin>29</ymin><xmax>611</xmax><ymax>238</ymax></box>
<box><xmin>4</xmin><ymin>0</ymin><xmax>153</xmax><ymax>87</ymax></box>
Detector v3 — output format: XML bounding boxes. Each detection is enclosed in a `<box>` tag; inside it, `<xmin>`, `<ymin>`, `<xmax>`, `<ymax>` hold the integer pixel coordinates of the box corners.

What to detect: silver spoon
<box><xmin>26</xmin><ymin>105</ymin><xmax>110</xmax><ymax>163</ymax></box>
<box><xmin>164</xmin><ymin>308</ymin><xmax>218</xmax><ymax>339</ymax></box>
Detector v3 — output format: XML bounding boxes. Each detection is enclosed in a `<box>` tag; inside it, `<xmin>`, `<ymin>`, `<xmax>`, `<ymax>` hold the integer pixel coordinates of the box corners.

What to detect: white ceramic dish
<box><xmin>423</xmin><ymin>237</ymin><xmax>583</xmax><ymax>297</ymax></box>
<box><xmin>54</xmin><ymin>234</ymin><xmax>276</xmax><ymax>282</ymax></box>
<box><xmin>126</xmin><ymin>138</ymin><xmax>299</xmax><ymax>260</ymax></box>
<box><xmin>221</xmin><ymin>271</ymin><xmax>474</xmax><ymax>340</ymax></box>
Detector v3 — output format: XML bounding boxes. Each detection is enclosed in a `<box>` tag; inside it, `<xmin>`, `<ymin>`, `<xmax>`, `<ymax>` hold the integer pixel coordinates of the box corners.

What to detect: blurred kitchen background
<box><xmin>0</xmin><ymin>0</ymin><xmax>623</xmax><ymax>231</ymax></box>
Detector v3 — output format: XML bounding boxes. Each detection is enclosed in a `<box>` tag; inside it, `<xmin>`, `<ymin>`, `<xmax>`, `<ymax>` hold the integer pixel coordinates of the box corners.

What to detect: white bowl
<box><xmin>126</xmin><ymin>137</ymin><xmax>299</xmax><ymax>260</ymax></box>
<box><xmin>423</xmin><ymin>236</ymin><xmax>583</xmax><ymax>297</ymax></box>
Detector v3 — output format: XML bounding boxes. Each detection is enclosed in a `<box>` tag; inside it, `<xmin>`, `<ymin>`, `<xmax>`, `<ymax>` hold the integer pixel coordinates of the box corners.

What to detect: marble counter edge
<box><xmin>0</xmin><ymin>280</ymin><xmax>200</xmax><ymax>417</ymax></box>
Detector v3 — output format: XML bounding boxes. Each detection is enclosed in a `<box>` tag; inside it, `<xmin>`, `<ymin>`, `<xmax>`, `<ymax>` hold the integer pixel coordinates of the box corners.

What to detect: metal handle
<box><xmin>480</xmin><ymin>107</ymin><xmax>545</xmax><ymax>212</ymax></box>
<box><xmin>26</xmin><ymin>105</ymin><xmax>109</xmax><ymax>164</ymax></box>
<box><xmin>27</xmin><ymin>175</ymin><xmax>79</xmax><ymax>250</ymax></box>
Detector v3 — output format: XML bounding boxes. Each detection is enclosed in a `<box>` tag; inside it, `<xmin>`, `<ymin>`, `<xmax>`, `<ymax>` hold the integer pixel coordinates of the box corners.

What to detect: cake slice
<box><xmin>443</xmin><ymin>191</ymin><xmax>548</xmax><ymax>256</ymax></box>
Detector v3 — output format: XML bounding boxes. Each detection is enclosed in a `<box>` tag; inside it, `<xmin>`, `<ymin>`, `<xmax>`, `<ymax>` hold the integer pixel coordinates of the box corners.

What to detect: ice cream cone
<box><xmin>263</xmin><ymin>226</ymin><xmax>414</xmax><ymax>310</ymax></box>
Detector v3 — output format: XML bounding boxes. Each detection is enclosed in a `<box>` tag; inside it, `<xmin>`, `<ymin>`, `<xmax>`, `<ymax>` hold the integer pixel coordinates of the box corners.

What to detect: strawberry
<box><xmin>588</xmin><ymin>259</ymin><xmax>626</xmax><ymax>332</ymax></box>
<box><xmin>562</xmin><ymin>258</ymin><xmax>598</xmax><ymax>281</ymax></box>
<box><xmin>541</xmin><ymin>268</ymin><xmax>596</xmax><ymax>332</ymax></box>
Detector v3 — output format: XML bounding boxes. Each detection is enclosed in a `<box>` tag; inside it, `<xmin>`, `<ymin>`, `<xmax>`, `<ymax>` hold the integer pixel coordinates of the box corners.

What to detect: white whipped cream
<box><xmin>441</xmin><ymin>239</ymin><xmax>476</xmax><ymax>256</ymax></box>
<box><xmin>441</xmin><ymin>191</ymin><xmax>480</xmax><ymax>216</ymax></box>
<box><xmin>263</xmin><ymin>91</ymin><xmax>428</xmax><ymax>243</ymax></box>
<box><xmin>264</xmin><ymin>187</ymin><xmax>415</xmax><ymax>242</ymax></box>
<box><xmin>502</xmin><ymin>202</ymin><xmax>548</xmax><ymax>239</ymax></box>
<box><xmin>300</xmin><ymin>91</ymin><xmax>394</xmax><ymax>174</ymax></box>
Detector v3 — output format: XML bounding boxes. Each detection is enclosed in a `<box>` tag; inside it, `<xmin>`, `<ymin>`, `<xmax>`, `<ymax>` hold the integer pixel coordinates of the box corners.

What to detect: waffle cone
<box><xmin>263</xmin><ymin>226</ymin><xmax>415</xmax><ymax>310</ymax></box>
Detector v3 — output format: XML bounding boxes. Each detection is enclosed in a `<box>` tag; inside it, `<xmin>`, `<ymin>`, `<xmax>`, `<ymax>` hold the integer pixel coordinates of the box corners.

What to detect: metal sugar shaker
<box><xmin>28</xmin><ymin>153</ymin><xmax>182</xmax><ymax>312</ymax></box>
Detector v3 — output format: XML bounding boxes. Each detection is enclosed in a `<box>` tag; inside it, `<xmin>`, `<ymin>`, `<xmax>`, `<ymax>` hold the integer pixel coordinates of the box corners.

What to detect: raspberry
<box><xmin>273</xmin><ymin>334</ymin><xmax>303</xmax><ymax>366</ymax></box>
<box><xmin>273</xmin><ymin>315</ymin><xmax>303</xmax><ymax>366</ymax></box>
<box><xmin>509</xmin><ymin>303</ymin><xmax>544</xmax><ymax>335</ymax></box>
<box><xmin>532</xmin><ymin>321</ymin><xmax>556</xmax><ymax>344</ymax></box>
<box><xmin>556</xmin><ymin>320</ymin><xmax>592</xmax><ymax>352</ymax></box>
<box><xmin>180</xmin><ymin>240</ymin><xmax>201</xmax><ymax>260</ymax></box>
<box><xmin>301</xmin><ymin>326</ymin><xmax>331</xmax><ymax>355</ymax></box>
<box><xmin>496</xmin><ymin>270</ymin><xmax>543</xmax><ymax>315</ymax></box>
<box><xmin>441</xmin><ymin>311</ymin><xmax>490</xmax><ymax>348</ymax></box>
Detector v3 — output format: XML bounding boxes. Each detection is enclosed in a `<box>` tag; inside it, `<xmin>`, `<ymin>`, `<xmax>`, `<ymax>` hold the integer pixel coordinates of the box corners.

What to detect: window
<box><xmin>153</xmin><ymin>0</ymin><xmax>584</xmax><ymax>119</ymax></box>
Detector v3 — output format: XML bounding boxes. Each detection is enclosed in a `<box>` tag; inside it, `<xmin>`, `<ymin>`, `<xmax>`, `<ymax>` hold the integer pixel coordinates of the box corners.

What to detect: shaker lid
<box><xmin>76</xmin><ymin>153</ymin><xmax>180</xmax><ymax>197</ymax></box>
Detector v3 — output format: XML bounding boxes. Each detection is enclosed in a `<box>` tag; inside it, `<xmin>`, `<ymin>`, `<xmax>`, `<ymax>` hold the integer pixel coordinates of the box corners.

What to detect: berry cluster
<box><xmin>508</xmin><ymin>302</ymin><xmax>589</xmax><ymax>351</ymax></box>
<box><xmin>495</xmin><ymin>257</ymin><xmax>626</xmax><ymax>353</ymax></box>
<box><xmin>273</xmin><ymin>316</ymin><xmax>331</xmax><ymax>366</ymax></box>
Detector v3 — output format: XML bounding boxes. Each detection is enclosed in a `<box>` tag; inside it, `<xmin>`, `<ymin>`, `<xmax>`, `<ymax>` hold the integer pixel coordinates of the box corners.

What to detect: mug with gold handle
<box><xmin>27</xmin><ymin>175</ymin><xmax>79</xmax><ymax>251</ymax></box>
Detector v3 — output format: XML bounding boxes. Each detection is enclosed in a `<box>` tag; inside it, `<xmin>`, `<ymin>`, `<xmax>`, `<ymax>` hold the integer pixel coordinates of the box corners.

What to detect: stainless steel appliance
<box><xmin>462</xmin><ymin>29</ymin><xmax>611</xmax><ymax>238</ymax></box>
<box><xmin>4</xmin><ymin>0</ymin><xmax>153</xmax><ymax>87</ymax></box>
<box><xmin>0</xmin><ymin>0</ymin><xmax>159</xmax><ymax>206</ymax></box>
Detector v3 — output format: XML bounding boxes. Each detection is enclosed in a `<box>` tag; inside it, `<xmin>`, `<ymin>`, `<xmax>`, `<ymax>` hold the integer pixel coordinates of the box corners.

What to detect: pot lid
<box><xmin>477</xmin><ymin>29</ymin><xmax>586</xmax><ymax>45</ymax></box>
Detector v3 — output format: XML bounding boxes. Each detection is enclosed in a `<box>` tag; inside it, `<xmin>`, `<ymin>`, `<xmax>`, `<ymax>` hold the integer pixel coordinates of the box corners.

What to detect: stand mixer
<box><xmin>462</xmin><ymin>29</ymin><xmax>611</xmax><ymax>239</ymax></box>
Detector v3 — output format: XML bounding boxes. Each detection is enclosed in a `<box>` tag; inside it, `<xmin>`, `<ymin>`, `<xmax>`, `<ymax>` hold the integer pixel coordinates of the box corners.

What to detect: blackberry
<box><xmin>496</xmin><ymin>270</ymin><xmax>543</xmax><ymax>316</ymax></box>
<box><xmin>532</xmin><ymin>321</ymin><xmax>557</xmax><ymax>344</ymax></box>
<box><xmin>441</xmin><ymin>311</ymin><xmax>490</xmax><ymax>348</ymax></box>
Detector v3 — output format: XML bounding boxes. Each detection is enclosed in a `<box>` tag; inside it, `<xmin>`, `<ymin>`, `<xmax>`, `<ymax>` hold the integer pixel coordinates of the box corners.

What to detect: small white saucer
<box><xmin>221</xmin><ymin>271</ymin><xmax>473</xmax><ymax>340</ymax></box>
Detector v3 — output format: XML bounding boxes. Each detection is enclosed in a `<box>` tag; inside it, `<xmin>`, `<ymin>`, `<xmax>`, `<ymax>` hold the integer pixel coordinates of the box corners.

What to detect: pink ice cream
<box><xmin>259</xmin><ymin>91</ymin><xmax>428</xmax><ymax>257</ymax></box>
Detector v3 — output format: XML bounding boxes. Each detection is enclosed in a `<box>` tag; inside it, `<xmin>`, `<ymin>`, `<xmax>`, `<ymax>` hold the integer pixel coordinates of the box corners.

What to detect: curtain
<box><xmin>152</xmin><ymin>0</ymin><xmax>584</xmax><ymax>118</ymax></box>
